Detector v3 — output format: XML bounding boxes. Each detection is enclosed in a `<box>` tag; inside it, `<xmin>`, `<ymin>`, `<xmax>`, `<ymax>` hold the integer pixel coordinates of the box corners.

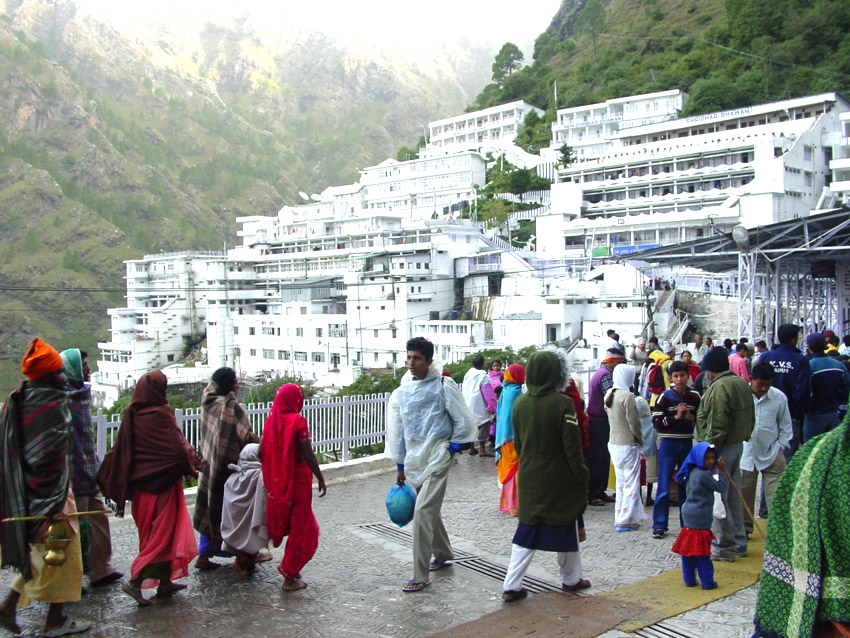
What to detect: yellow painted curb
<box><xmin>598</xmin><ymin>522</ymin><xmax>765</xmax><ymax>632</ymax></box>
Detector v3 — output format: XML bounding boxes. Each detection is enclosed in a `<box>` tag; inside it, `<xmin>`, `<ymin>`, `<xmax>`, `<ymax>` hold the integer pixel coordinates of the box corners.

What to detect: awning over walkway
<box><xmin>621</xmin><ymin>208</ymin><xmax>850</xmax><ymax>273</ymax></box>
<box><xmin>615</xmin><ymin>207</ymin><xmax>850</xmax><ymax>338</ymax></box>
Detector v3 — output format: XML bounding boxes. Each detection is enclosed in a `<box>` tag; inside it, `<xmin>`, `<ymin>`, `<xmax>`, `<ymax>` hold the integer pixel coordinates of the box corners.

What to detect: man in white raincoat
<box><xmin>386</xmin><ymin>337</ymin><xmax>476</xmax><ymax>593</ymax></box>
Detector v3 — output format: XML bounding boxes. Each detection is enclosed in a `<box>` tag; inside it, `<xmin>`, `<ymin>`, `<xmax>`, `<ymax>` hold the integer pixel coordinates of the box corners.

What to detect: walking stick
<box><xmin>722</xmin><ymin>468</ymin><xmax>765</xmax><ymax>539</ymax></box>
<box><xmin>2</xmin><ymin>510</ymin><xmax>113</xmax><ymax>522</ymax></box>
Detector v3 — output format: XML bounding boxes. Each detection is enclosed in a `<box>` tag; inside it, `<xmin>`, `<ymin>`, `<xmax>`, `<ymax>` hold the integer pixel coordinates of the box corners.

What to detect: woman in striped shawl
<box><xmin>193</xmin><ymin>367</ymin><xmax>259</xmax><ymax>570</ymax></box>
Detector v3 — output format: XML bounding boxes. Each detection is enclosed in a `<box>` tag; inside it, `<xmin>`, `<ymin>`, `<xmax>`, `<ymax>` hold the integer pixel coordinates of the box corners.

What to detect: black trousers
<box><xmin>585</xmin><ymin>419</ymin><xmax>610</xmax><ymax>501</ymax></box>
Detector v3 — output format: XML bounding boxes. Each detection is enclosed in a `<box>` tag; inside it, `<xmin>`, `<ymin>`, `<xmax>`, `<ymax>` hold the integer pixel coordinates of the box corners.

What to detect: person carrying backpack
<box><xmin>647</xmin><ymin>346</ymin><xmax>674</xmax><ymax>407</ymax></box>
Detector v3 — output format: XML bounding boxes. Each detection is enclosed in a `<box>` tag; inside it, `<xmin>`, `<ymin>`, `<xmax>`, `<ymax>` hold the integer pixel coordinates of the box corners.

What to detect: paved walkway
<box><xmin>1</xmin><ymin>456</ymin><xmax>761</xmax><ymax>637</ymax></box>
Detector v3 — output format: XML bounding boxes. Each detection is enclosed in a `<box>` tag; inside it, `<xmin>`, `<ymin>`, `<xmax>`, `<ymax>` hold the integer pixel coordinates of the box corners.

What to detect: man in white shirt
<box><xmin>741</xmin><ymin>361</ymin><xmax>792</xmax><ymax>536</ymax></box>
<box><xmin>692</xmin><ymin>334</ymin><xmax>708</xmax><ymax>364</ymax></box>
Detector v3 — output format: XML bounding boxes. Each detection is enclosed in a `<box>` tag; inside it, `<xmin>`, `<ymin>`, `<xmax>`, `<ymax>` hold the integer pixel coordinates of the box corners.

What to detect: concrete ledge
<box><xmin>321</xmin><ymin>453</ymin><xmax>395</xmax><ymax>485</ymax></box>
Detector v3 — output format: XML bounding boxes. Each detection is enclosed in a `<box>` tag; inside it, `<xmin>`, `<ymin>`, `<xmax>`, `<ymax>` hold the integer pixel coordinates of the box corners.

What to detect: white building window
<box><xmin>331</xmin><ymin>353</ymin><xmax>341</xmax><ymax>367</ymax></box>
<box><xmin>249</xmin><ymin>349</ymin><xmax>257</xmax><ymax>357</ymax></box>
<box><xmin>263</xmin><ymin>349</ymin><xmax>274</xmax><ymax>359</ymax></box>
<box><xmin>312</xmin><ymin>352</ymin><xmax>325</xmax><ymax>363</ymax></box>
<box><xmin>294</xmin><ymin>352</ymin><xmax>307</xmax><ymax>362</ymax></box>
<box><xmin>296</xmin><ymin>327</ymin><xmax>304</xmax><ymax>337</ymax></box>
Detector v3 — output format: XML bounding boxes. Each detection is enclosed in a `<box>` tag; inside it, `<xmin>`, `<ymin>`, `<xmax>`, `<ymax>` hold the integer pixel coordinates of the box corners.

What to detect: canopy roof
<box><xmin>620</xmin><ymin>208</ymin><xmax>850</xmax><ymax>273</ymax></box>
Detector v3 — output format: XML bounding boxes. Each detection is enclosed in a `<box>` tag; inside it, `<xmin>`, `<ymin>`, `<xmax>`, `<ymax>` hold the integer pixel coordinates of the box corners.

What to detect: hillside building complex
<box><xmin>94</xmin><ymin>91</ymin><xmax>850</xmax><ymax>403</ymax></box>
<box><xmin>538</xmin><ymin>93</ymin><xmax>850</xmax><ymax>258</ymax></box>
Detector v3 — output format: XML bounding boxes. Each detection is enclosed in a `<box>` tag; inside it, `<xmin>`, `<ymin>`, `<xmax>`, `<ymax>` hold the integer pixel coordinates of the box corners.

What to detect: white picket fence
<box><xmin>93</xmin><ymin>371</ymin><xmax>601</xmax><ymax>465</ymax></box>
<box><xmin>94</xmin><ymin>393</ymin><xmax>391</xmax><ymax>464</ymax></box>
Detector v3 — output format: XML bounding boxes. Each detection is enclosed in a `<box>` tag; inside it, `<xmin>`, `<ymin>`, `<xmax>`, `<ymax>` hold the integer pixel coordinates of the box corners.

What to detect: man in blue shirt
<box><xmin>803</xmin><ymin>333</ymin><xmax>850</xmax><ymax>442</ymax></box>
<box><xmin>758</xmin><ymin>324</ymin><xmax>810</xmax><ymax>454</ymax></box>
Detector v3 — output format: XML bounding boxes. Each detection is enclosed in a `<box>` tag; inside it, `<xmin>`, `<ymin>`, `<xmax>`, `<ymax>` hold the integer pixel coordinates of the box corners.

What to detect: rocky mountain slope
<box><xmin>0</xmin><ymin>0</ymin><xmax>493</xmax><ymax>392</ymax></box>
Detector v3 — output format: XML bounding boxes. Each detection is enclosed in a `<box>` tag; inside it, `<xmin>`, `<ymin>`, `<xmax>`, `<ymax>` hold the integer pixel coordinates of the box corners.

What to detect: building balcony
<box><xmin>829</xmin><ymin>157</ymin><xmax>850</xmax><ymax>171</ymax></box>
<box><xmin>830</xmin><ymin>179</ymin><xmax>850</xmax><ymax>193</ymax></box>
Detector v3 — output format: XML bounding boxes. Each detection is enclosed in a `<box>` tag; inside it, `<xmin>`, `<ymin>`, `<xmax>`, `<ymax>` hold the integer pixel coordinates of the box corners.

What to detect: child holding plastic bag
<box><xmin>671</xmin><ymin>442</ymin><xmax>727</xmax><ymax>590</ymax></box>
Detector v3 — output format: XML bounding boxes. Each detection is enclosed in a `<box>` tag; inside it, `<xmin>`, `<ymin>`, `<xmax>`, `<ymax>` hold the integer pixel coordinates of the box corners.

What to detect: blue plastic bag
<box><xmin>386</xmin><ymin>482</ymin><xmax>417</xmax><ymax>527</ymax></box>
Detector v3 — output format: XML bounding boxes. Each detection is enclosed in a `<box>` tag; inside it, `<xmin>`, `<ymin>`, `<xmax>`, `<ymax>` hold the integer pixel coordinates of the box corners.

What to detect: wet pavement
<box><xmin>1</xmin><ymin>455</ymin><xmax>759</xmax><ymax>637</ymax></box>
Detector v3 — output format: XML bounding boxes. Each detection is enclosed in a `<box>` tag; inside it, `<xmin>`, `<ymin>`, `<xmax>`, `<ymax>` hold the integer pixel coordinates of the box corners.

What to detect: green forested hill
<box><xmin>472</xmin><ymin>0</ymin><xmax>850</xmax><ymax>151</ymax></box>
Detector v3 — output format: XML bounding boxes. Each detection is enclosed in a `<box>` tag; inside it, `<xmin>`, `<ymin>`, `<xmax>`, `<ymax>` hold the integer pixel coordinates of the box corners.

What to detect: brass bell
<box><xmin>43</xmin><ymin>521</ymin><xmax>71</xmax><ymax>566</ymax></box>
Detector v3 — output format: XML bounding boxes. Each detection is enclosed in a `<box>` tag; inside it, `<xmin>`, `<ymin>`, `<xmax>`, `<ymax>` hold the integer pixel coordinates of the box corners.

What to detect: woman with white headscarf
<box><xmin>221</xmin><ymin>444</ymin><xmax>269</xmax><ymax>579</ymax></box>
<box><xmin>604</xmin><ymin>364</ymin><xmax>647</xmax><ymax>531</ymax></box>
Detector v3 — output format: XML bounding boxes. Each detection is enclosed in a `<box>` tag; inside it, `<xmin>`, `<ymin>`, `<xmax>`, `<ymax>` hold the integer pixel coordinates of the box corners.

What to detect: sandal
<box><xmin>121</xmin><ymin>582</ymin><xmax>152</xmax><ymax>607</ymax></box>
<box><xmin>234</xmin><ymin>562</ymin><xmax>258</xmax><ymax>581</ymax></box>
<box><xmin>256</xmin><ymin>549</ymin><xmax>273</xmax><ymax>563</ymax></box>
<box><xmin>588</xmin><ymin>499</ymin><xmax>606</xmax><ymax>506</ymax></box>
<box><xmin>615</xmin><ymin>525</ymin><xmax>640</xmax><ymax>532</ymax></box>
<box><xmin>402</xmin><ymin>579</ymin><xmax>431</xmax><ymax>593</ymax></box>
<box><xmin>562</xmin><ymin>578</ymin><xmax>591</xmax><ymax>592</ymax></box>
<box><xmin>501</xmin><ymin>588</ymin><xmax>527</xmax><ymax>602</ymax></box>
<box><xmin>468</xmin><ymin>449</ymin><xmax>479</xmax><ymax>456</ymax></box>
<box><xmin>195</xmin><ymin>556</ymin><xmax>221</xmax><ymax>571</ymax></box>
<box><xmin>282</xmin><ymin>579</ymin><xmax>308</xmax><ymax>591</ymax></box>
<box><xmin>429</xmin><ymin>560</ymin><xmax>452</xmax><ymax>571</ymax></box>
<box><xmin>42</xmin><ymin>617</ymin><xmax>90</xmax><ymax>637</ymax></box>
<box><xmin>89</xmin><ymin>571</ymin><xmax>123</xmax><ymax>587</ymax></box>
<box><xmin>155</xmin><ymin>582</ymin><xmax>187</xmax><ymax>597</ymax></box>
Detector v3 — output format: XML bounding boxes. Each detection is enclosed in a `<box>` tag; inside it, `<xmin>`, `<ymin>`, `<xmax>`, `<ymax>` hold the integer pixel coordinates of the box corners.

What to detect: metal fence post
<box><xmin>175</xmin><ymin>408</ymin><xmax>184</xmax><ymax>443</ymax></box>
<box><xmin>342</xmin><ymin>395</ymin><xmax>350</xmax><ymax>463</ymax></box>
<box><xmin>96</xmin><ymin>408</ymin><xmax>106</xmax><ymax>459</ymax></box>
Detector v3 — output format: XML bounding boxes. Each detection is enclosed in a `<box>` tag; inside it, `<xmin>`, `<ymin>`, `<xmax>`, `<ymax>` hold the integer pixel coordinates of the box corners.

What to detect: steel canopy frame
<box><xmin>620</xmin><ymin>208</ymin><xmax>850</xmax><ymax>341</ymax></box>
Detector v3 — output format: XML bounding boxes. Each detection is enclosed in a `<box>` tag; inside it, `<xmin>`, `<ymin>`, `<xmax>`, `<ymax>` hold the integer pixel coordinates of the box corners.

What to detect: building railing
<box><xmin>93</xmin><ymin>393</ymin><xmax>392</xmax><ymax>464</ymax></box>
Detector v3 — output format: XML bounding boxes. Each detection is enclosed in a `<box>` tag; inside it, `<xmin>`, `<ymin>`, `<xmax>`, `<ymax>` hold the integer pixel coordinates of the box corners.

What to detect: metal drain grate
<box><xmin>632</xmin><ymin>622</ymin><xmax>703</xmax><ymax>638</ymax></box>
<box><xmin>356</xmin><ymin>522</ymin><xmax>561</xmax><ymax>594</ymax></box>
<box><xmin>450</xmin><ymin>555</ymin><xmax>561</xmax><ymax>594</ymax></box>
<box><xmin>356</xmin><ymin>522</ymin><xmax>476</xmax><ymax>559</ymax></box>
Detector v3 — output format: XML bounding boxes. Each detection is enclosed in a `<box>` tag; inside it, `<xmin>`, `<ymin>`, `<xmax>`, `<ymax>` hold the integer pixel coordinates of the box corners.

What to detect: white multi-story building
<box><xmin>95</xmin><ymin>150</ymin><xmax>505</xmax><ymax>399</ymax></box>
<box><xmin>828</xmin><ymin>111</ymin><xmax>850</xmax><ymax>205</ymax></box>
<box><xmin>538</xmin><ymin>93</ymin><xmax>850</xmax><ymax>258</ymax></box>
<box><xmin>547</xmin><ymin>90</ymin><xmax>686</xmax><ymax>162</ymax></box>
<box><xmin>423</xmin><ymin>101</ymin><xmax>544</xmax><ymax>158</ymax></box>
<box><xmin>95</xmin><ymin>252</ymin><xmax>226</xmax><ymax>399</ymax></box>
<box><xmin>359</xmin><ymin>153</ymin><xmax>486</xmax><ymax>218</ymax></box>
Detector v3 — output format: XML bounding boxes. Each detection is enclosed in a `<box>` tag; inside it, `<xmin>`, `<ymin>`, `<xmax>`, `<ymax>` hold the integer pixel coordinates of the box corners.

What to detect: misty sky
<box><xmin>77</xmin><ymin>0</ymin><xmax>562</xmax><ymax>53</ymax></box>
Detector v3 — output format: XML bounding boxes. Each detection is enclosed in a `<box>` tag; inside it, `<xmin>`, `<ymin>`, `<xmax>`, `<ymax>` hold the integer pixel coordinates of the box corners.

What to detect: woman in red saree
<box><xmin>261</xmin><ymin>383</ymin><xmax>326</xmax><ymax>591</ymax></box>
<box><xmin>97</xmin><ymin>370</ymin><xmax>200</xmax><ymax>606</ymax></box>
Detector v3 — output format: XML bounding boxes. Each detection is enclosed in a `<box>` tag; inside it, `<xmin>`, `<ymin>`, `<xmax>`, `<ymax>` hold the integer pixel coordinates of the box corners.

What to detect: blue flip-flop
<box><xmin>615</xmin><ymin>525</ymin><xmax>640</xmax><ymax>532</ymax></box>
<box><xmin>429</xmin><ymin>560</ymin><xmax>452</xmax><ymax>571</ymax></box>
<box><xmin>402</xmin><ymin>579</ymin><xmax>431</xmax><ymax>592</ymax></box>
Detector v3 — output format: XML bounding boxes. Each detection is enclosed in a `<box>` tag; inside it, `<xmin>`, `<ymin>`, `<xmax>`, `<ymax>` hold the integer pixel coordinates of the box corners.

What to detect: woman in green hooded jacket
<box><xmin>501</xmin><ymin>350</ymin><xmax>590</xmax><ymax>602</ymax></box>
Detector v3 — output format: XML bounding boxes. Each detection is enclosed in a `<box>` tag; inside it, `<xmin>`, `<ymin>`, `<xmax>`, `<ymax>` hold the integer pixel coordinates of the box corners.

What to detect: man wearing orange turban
<box><xmin>21</xmin><ymin>337</ymin><xmax>65</xmax><ymax>382</ymax></box>
<box><xmin>0</xmin><ymin>338</ymin><xmax>89</xmax><ymax>636</ymax></box>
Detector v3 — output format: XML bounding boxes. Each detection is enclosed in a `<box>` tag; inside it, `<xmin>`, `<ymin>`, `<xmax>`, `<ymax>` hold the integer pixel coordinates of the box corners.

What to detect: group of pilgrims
<box><xmin>1</xmin><ymin>332</ymin><xmax>848</xmax><ymax>638</ymax></box>
<box><xmin>0</xmin><ymin>338</ymin><xmax>324</xmax><ymax>636</ymax></box>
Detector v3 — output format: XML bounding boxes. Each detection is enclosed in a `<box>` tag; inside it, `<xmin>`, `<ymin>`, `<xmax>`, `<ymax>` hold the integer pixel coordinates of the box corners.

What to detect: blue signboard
<box><xmin>612</xmin><ymin>244</ymin><xmax>662</xmax><ymax>255</ymax></box>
